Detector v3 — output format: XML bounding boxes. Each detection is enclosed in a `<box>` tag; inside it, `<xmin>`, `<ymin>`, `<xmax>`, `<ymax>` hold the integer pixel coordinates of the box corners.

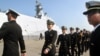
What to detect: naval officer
<box><xmin>41</xmin><ymin>20</ymin><xmax>57</xmax><ymax>56</ymax></box>
<box><xmin>56</xmin><ymin>26</ymin><xmax>71</xmax><ymax>56</ymax></box>
<box><xmin>83</xmin><ymin>1</ymin><xmax>100</xmax><ymax>56</ymax></box>
<box><xmin>0</xmin><ymin>9</ymin><xmax>26</xmax><ymax>56</ymax></box>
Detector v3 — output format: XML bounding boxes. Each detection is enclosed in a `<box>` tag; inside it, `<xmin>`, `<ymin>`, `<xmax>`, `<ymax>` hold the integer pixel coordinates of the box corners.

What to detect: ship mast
<box><xmin>35</xmin><ymin>0</ymin><xmax>44</xmax><ymax>19</ymax></box>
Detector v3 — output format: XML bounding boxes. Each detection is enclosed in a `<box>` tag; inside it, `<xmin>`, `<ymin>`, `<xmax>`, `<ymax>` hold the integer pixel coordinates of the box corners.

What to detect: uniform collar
<box><xmin>70</xmin><ymin>32</ymin><xmax>74</xmax><ymax>34</ymax></box>
<box><xmin>76</xmin><ymin>31</ymin><xmax>79</xmax><ymax>33</ymax></box>
<box><xmin>62</xmin><ymin>33</ymin><xmax>66</xmax><ymax>35</ymax></box>
<box><xmin>93</xmin><ymin>24</ymin><xmax>100</xmax><ymax>31</ymax></box>
<box><xmin>9</xmin><ymin>20</ymin><xmax>16</xmax><ymax>22</ymax></box>
<box><xmin>48</xmin><ymin>29</ymin><xmax>53</xmax><ymax>32</ymax></box>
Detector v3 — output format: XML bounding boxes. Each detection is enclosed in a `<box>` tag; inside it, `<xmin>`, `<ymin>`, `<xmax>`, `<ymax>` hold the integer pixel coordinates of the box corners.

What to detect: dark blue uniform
<box><xmin>69</xmin><ymin>33</ymin><xmax>77</xmax><ymax>56</ymax></box>
<box><xmin>0</xmin><ymin>21</ymin><xmax>26</xmax><ymax>56</ymax></box>
<box><xmin>83</xmin><ymin>1</ymin><xmax>100</xmax><ymax>56</ymax></box>
<box><xmin>74</xmin><ymin>32</ymin><xmax>82</xmax><ymax>56</ymax></box>
<box><xmin>41</xmin><ymin>30</ymin><xmax>57</xmax><ymax>56</ymax></box>
<box><xmin>56</xmin><ymin>34</ymin><xmax>71</xmax><ymax>56</ymax></box>
<box><xmin>90</xmin><ymin>25</ymin><xmax>100</xmax><ymax>56</ymax></box>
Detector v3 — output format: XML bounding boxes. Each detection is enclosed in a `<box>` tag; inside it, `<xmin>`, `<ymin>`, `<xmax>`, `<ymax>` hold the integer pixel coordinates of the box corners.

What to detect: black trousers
<box><xmin>58</xmin><ymin>47</ymin><xmax>70</xmax><ymax>56</ymax></box>
<box><xmin>71</xmin><ymin>45</ymin><xmax>77</xmax><ymax>56</ymax></box>
<box><xmin>77</xmin><ymin>44</ymin><xmax>81</xmax><ymax>56</ymax></box>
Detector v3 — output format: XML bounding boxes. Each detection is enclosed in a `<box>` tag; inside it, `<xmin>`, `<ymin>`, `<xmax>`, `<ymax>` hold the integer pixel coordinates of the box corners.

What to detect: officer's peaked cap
<box><xmin>61</xmin><ymin>26</ymin><xmax>67</xmax><ymax>30</ymax></box>
<box><xmin>6</xmin><ymin>9</ymin><xmax>19</xmax><ymax>16</ymax></box>
<box><xmin>70</xmin><ymin>27</ymin><xmax>74</xmax><ymax>30</ymax></box>
<box><xmin>76</xmin><ymin>27</ymin><xmax>79</xmax><ymax>30</ymax></box>
<box><xmin>47</xmin><ymin>19</ymin><xmax>54</xmax><ymax>25</ymax></box>
<box><xmin>83</xmin><ymin>1</ymin><xmax>100</xmax><ymax>15</ymax></box>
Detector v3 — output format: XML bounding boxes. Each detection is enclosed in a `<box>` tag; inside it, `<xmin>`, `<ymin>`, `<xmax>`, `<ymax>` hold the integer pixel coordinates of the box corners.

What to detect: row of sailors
<box><xmin>56</xmin><ymin>26</ymin><xmax>91</xmax><ymax>56</ymax></box>
<box><xmin>41</xmin><ymin>20</ymin><xmax>91</xmax><ymax>56</ymax></box>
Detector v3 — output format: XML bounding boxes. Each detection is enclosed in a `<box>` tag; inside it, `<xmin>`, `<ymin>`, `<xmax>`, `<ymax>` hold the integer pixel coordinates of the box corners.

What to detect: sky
<box><xmin>0</xmin><ymin>0</ymin><xmax>98</xmax><ymax>31</ymax></box>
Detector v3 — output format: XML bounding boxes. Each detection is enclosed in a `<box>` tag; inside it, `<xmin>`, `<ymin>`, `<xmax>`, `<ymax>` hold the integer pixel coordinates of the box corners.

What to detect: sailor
<box><xmin>83</xmin><ymin>1</ymin><xmax>100</xmax><ymax>56</ymax></box>
<box><xmin>74</xmin><ymin>27</ymin><xmax>81</xmax><ymax>56</ymax></box>
<box><xmin>41</xmin><ymin>19</ymin><xmax>57</xmax><ymax>56</ymax></box>
<box><xmin>0</xmin><ymin>9</ymin><xmax>26</xmax><ymax>56</ymax></box>
<box><xmin>56</xmin><ymin>26</ymin><xmax>71</xmax><ymax>56</ymax></box>
<box><xmin>69</xmin><ymin>27</ymin><xmax>77</xmax><ymax>56</ymax></box>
